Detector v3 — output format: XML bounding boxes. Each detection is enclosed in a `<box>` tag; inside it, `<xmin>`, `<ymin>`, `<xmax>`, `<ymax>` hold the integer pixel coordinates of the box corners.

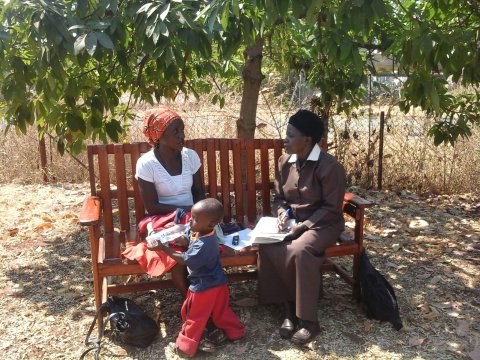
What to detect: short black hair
<box><xmin>288</xmin><ymin>109</ymin><xmax>324</xmax><ymax>143</ymax></box>
<box><xmin>193</xmin><ymin>198</ymin><xmax>224</xmax><ymax>223</ymax></box>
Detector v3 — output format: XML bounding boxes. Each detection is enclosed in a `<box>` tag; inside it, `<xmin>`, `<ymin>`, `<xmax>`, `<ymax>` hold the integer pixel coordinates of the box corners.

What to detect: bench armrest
<box><xmin>344</xmin><ymin>192</ymin><xmax>372</xmax><ymax>208</ymax></box>
<box><xmin>79</xmin><ymin>196</ymin><xmax>101</xmax><ymax>226</ymax></box>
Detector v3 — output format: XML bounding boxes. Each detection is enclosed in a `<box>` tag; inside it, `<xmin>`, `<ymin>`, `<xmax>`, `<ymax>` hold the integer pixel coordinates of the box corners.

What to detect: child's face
<box><xmin>189</xmin><ymin>207</ymin><xmax>214</xmax><ymax>234</ymax></box>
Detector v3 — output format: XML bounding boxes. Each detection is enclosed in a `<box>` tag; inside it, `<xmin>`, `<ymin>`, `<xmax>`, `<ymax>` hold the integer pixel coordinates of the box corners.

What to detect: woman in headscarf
<box><xmin>123</xmin><ymin>107</ymin><xmax>205</xmax><ymax>296</ymax></box>
<box><xmin>257</xmin><ymin>109</ymin><xmax>347</xmax><ymax>345</ymax></box>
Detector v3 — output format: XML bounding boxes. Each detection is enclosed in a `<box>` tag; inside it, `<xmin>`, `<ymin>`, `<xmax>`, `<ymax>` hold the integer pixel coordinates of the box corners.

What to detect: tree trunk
<box><xmin>38</xmin><ymin>127</ymin><xmax>48</xmax><ymax>182</ymax></box>
<box><xmin>237</xmin><ymin>38</ymin><xmax>265</xmax><ymax>139</ymax></box>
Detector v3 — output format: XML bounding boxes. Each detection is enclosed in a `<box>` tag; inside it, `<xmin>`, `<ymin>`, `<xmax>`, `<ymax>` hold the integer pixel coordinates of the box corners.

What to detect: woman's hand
<box><xmin>276</xmin><ymin>209</ymin><xmax>291</xmax><ymax>231</ymax></box>
<box><xmin>283</xmin><ymin>222</ymin><xmax>308</xmax><ymax>242</ymax></box>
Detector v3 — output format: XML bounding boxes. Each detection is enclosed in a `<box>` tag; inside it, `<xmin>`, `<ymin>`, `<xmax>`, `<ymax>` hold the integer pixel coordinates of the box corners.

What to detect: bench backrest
<box><xmin>86</xmin><ymin>139</ymin><xmax>284</xmax><ymax>234</ymax></box>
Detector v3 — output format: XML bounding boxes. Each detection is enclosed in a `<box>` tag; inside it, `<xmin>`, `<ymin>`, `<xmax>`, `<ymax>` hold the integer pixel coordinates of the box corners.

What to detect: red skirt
<box><xmin>121</xmin><ymin>210</ymin><xmax>190</xmax><ymax>277</ymax></box>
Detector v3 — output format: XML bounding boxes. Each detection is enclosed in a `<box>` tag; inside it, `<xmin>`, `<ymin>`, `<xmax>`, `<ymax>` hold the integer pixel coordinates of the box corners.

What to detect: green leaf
<box><xmin>68</xmin><ymin>25</ymin><xmax>86</xmax><ymax>31</ymax></box>
<box><xmin>77</xmin><ymin>0</ymin><xmax>88</xmax><ymax>16</ymax></box>
<box><xmin>66</xmin><ymin>113</ymin><xmax>86</xmax><ymax>134</ymax></box>
<box><xmin>57</xmin><ymin>139</ymin><xmax>65</xmax><ymax>155</ymax></box>
<box><xmin>159</xmin><ymin>22</ymin><xmax>169</xmax><ymax>37</ymax></box>
<box><xmin>64</xmin><ymin>95</ymin><xmax>76</xmax><ymax>107</ymax></box>
<box><xmin>159</xmin><ymin>3</ymin><xmax>170</xmax><ymax>21</ymax></box>
<box><xmin>340</xmin><ymin>43</ymin><xmax>351</xmax><ymax>62</ymax></box>
<box><xmin>97</xmin><ymin>32</ymin><xmax>114</xmax><ymax>50</ymax></box>
<box><xmin>90</xmin><ymin>112</ymin><xmax>103</xmax><ymax>128</ymax></box>
<box><xmin>146</xmin><ymin>16</ymin><xmax>158</xmax><ymax>37</ymax></box>
<box><xmin>147</xmin><ymin>4</ymin><xmax>160</xmax><ymax>18</ymax></box>
<box><xmin>430</xmin><ymin>84</ymin><xmax>440</xmax><ymax>113</ymax></box>
<box><xmin>74</xmin><ymin>34</ymin><xmax>87</xmax><ymax>55</ymax></box>
<box><xmin>71</xmin><ymin>139</ymin><xmax>84</xmax><ymax>154</ymax></box>
<box><xmin>231</xmin><ymin>0</ymin><xmax>240</xmax><ymax>17</ymax></box>
<box><xmin>137</xmin><ymin>3</ymin><xmax>154</xmax><ymax>14</ymax></box>
<box><xmin>221</xmin><ymin>3</ymin><xmax>230</xmax><ymax>31</ymax></box>
<box><xmin>85</xmin><ymin>33</ymin><xmax>98</xmax><ymax>56</ymax></box>
<box><xmin>106</xmin><ymin>119</ymin><xmax>121</xmax><ymax>142</ymax></box>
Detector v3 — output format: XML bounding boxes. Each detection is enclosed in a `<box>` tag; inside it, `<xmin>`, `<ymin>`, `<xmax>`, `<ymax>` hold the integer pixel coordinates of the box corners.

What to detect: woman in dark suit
<box><xmin>258</xmin><ymin>109</ymin><xmax>347</xmax><ymax>345</ymax></box>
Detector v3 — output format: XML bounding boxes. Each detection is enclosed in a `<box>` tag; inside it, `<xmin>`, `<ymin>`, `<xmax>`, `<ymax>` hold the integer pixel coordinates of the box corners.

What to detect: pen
<box><xmin>281</xmin><ymin>207</ymin><xmax>293</xmax><ymax>221</ymax></box>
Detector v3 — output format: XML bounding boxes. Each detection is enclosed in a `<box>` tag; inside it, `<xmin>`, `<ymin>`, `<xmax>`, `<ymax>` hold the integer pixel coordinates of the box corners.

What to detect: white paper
<box><xmin>248</xmin><ymin>216</ymin><xmax>295</xmax><ymax>244</ymax></box>
<box><xmin>220</xmin><ymin>228</ymin><xmax>254</xmax><ymax>250</ymax></box>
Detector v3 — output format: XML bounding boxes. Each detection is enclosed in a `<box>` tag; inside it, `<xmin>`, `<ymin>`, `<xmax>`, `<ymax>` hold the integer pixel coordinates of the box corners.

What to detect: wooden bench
<box><xmin>79</xmin><ymin>139</ymin><xmax>372</xmax><ymax>314</ymax></box>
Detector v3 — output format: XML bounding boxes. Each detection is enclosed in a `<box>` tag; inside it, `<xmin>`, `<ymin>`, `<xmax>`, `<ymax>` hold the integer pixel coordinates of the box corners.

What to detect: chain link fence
<box><xmin>329</xmin><ymin>107</ymin><xmax>480</xmax><ymax>194</ymax></box>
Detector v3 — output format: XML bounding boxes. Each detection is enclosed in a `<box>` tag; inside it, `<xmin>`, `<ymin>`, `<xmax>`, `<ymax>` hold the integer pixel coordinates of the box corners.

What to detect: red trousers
<box><xmin>176</xmin><ymin>284</ymin><xmax>245</xmax><ymax>356</ymax></box>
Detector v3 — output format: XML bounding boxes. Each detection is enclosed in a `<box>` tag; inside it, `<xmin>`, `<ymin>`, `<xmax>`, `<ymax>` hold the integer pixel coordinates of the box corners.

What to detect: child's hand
<box><xmin>171</xmin><ymin>234</ymin><xmax>189</xmax><ymax>247</ymax></box>
<box><xmin>146</xmin><ymin>237</ymin><xmax>167</xmax><ymax>251</ymax></box>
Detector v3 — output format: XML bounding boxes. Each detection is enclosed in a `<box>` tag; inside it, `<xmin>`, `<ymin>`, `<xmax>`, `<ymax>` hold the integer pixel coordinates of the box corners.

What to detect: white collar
<box><xmin>288</xmin><ymin>144</ymin><xmax>321</xmax><ymax>163</ymax></box>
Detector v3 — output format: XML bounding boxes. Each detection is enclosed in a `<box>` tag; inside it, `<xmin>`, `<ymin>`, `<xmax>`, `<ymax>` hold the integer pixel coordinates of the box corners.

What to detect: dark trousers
<box><xmin>258</xmin><ymin>226</ymin><xmax>340</xmax><ymax>321</ymax></box>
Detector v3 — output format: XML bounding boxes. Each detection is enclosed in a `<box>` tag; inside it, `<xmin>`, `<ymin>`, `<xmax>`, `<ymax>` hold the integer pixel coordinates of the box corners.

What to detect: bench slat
<box><xmin>114</xmin><ymin>144</ymin><xmax>130</xmax><ymax>232</ymax></box>
<box><xmin>232</xmin><ymin>140</ymin><xmax>244</xmax><ymax>223</ymax></box>
<box><xmin>98</xmin><ymin>146</ymin><xmax>113</xmax><ymax>233</ymax></box>
<box><xmin>130</xmin><ymin>143</ymin><xmax>145</xmax><ymax>223</ymax></box>
<box><xmin>246</xmin><ymin>141</ymin><xmax>256</xmax><ymax>222</ymax></box>
<box><xmin>219</xmin><ymin>140</ymin><xmax>231</xmax><ymax>221</ymax></box>
<box><xmin>189</xmin><ymin>139</ymin><xmax>205</xmax><ymax>186</ymax></box>
<box><xmin>260</xmin><ymin>141</ymin><xmax>271</xmax><ymax>216</ymax></box>
<box><xmin>206</xmin><ymin>139</ymin><xmax>217</xmax><ymax>199</ymax></box>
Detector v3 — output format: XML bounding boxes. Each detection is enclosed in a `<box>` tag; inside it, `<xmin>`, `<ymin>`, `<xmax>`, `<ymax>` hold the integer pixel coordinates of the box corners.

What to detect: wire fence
<box><xmin>1</xmin><ymin>99</ymin><xmax>478</xmax><ymax>194</ymax></box>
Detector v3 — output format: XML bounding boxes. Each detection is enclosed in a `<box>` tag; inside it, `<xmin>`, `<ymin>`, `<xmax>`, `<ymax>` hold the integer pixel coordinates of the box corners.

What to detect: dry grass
<box><xmin>0</xmin><ymin>184</ymin><xmax>478</xmax><ymax>359</ymax></box>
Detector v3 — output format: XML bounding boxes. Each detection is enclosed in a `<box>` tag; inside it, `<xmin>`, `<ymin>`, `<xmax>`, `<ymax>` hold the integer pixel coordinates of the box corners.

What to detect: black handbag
<box><xmin>80</xmin><ymin>296</ymin><xmax>159</xmax><ymax>359</ymax></box>
<box><xmin>359</xmin><ymin>249</ymin><xmax>403</xmax><ymax>330</ymax></box>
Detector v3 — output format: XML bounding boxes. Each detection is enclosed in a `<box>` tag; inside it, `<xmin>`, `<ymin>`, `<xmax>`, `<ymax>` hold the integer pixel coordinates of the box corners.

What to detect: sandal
<box><xmin>198</xmin><ymin>328</ymin><xmax>227</xmax><ymax>353</ymax></box>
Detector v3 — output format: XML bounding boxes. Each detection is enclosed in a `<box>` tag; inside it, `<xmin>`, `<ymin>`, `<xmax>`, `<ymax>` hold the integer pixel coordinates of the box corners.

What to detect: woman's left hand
<box><xmin>283</xmin><ymin>222</ymin><xmax>308</xmax><ymax>242</ymax></box>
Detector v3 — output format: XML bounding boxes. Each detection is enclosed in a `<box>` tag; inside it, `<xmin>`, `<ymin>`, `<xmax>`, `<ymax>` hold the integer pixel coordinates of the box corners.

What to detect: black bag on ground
<box><xmin>360</xmin><ymin>249</ymin><xmax>403</xmax><ymax>330</ymax></box>
<box><xmin>80</xmin><ymin>296</ymin><xmax>159</xmax><ymax>359</ymax></box>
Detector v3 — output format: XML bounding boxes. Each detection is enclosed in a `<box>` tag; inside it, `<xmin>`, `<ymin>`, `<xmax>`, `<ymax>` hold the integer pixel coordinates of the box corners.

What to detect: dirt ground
<box><xmin>0</xmin><ymin>183</ymin><xmax>479</xmax><ymax>360</ymax></box>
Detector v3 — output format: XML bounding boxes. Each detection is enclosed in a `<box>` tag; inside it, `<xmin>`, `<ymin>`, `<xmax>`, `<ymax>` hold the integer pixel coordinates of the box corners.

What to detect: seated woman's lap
<box><xmin>286</xmin><ymin>227</ymin><xmax>340</xmax><ymax>258</ymax></box>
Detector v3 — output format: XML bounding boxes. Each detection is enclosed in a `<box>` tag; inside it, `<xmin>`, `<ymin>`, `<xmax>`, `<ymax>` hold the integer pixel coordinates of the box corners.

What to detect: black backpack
<box><xmin>360</xmin><ymin>249</ymin><xmax>403</xmax><ymax>330</ymax></box>
<box><xmin>80</xmin><ymin>296</ymin><xmax>159</xmax><ymax>359</ymax></box>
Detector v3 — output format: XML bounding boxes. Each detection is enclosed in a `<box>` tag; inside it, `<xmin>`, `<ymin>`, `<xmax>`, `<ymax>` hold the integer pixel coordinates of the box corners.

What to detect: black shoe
<box><xmin>279</xmin><ymin>301</ymin><xmax>297</xmax><ymax>339</ymax></box>
<box><xmin>279</xmin><ymin>318</ymin><xmax>295</xmax><ymax>339</ymax></box>
<box><xmin>291</xmin><ymin>320</ymin><xmax>320</xmax><ymax>345</ymax></box>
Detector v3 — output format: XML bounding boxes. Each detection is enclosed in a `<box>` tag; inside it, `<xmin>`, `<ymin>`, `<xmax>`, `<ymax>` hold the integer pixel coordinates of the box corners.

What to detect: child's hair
<box><xmin>194</xmin><ymin>198</ymin><xmax>224</xmax><ymax>224</ymax></box>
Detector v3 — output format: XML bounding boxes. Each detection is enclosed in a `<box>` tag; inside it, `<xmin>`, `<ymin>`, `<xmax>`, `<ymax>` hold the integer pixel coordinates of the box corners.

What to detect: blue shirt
<box><xmin>181</xmin><ymin>231</ymin><xmax>227</xmax><ymax>292</ymax></box>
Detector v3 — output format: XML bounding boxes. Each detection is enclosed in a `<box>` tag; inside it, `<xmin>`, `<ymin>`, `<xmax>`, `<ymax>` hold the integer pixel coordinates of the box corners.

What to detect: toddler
<box><xmin>148</xmin><ymin>198</ymin><xmax>245</xmax><ymax>357</ymax></box>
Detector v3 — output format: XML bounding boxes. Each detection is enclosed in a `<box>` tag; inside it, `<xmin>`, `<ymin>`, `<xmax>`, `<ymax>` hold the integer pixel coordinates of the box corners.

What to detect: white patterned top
<box><xmin>136</xmin><ymin>147</ymin><xmax>201</xmax><ymax>206</ymax></box>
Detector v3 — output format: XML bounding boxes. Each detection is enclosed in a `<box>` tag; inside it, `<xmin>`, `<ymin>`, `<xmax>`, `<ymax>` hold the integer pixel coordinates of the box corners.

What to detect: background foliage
<box><xmin>1</xmin><ymin>0</ymin><xmax>480</xmax><ymax>154</ymax></box>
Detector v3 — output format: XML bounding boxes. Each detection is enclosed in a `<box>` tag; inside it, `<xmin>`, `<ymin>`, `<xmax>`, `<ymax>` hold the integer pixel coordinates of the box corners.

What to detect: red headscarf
<box><xmin>142</xmin><ymin>107</ymin><xmax>182</xmax><ymax>146</ymax></box>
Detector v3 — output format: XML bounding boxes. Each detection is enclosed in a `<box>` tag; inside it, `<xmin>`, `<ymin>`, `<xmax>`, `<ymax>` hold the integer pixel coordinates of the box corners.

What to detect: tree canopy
<box><xmin>0</xmin><ymin>0</ymin><xmax>479</xmax><ymax>153</ymax></box>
